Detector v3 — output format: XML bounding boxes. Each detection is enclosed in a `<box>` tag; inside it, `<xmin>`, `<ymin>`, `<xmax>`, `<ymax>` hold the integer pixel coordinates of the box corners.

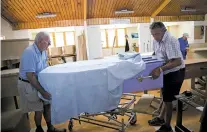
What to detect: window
<box><xmin>117</xmin><ymin>29</ymin><xmax>125</xmax><ymax>47</ymax></box>
<box><xmin>55</xmin><ymin>32</ymin><xmax>64</xmax><ymax>47</ymax></box>
<box><xmin>101</xmin><ymin>28</ymin><xmax>126</xmax><ymax>48</ymax></box>
<box><xmin>65</xmin><ymin>32</ymin><xmax>75</xmax><ymax>45</ymax></box>
<box><xmin>32</xmin><ymin>31</ymin><xmax>75</xmax><ymax>48</ymax></box>
<box><xmin>101</xmin><ymin>30</ymin><xmax>107</xmax><ymax>48</ymax></box>
<box><xmin>107</xmin><ymin>29</ymin><xmax>115</xmax><ymax>47</ymax></box>
<box><xmin>31</xmin><ymin>32</ymin><xmax>37</xmax><ymax>40</ymax></box>
<box><xmin>49</xmin><ymin>33</ymin><xmax>55</xmax><ymax>47</ymax></box>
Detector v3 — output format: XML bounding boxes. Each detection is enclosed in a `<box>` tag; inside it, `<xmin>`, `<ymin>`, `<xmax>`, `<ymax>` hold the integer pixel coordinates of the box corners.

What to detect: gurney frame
<box><xmin>68</xmin><ymin>93</ymin><xmax>137</xmax><ymax>132</ymax></box>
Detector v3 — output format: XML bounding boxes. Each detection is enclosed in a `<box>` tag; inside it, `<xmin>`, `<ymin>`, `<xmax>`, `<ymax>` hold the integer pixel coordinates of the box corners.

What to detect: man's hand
<box><xmin>41</xmin><ymin>91</ymin><xmax>51</xmax><ymax>100</ymax></box>
<box><xmin>150</xmin><ymin>67</ymin><xmax>161</xmax><ymax>80</ymax></box>
<box><xmin>26</xmin><ymin>72</ymin><xmax>52</xmax><ymax>100</ymax></box>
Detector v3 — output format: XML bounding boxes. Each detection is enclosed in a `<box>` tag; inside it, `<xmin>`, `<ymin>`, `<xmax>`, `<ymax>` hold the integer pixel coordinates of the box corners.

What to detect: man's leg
<box><xmin>148</xmin><ymin>102</ymin><xmax>166</xmax><ymax>126</ymax></box>
<box><xmin>164</xmin><ymin>102</ymin><xmax>173</xmax><ymax>127</ymax></box>
<box><xmin>148</xmin><ymin>82</ymin><xmax>166</xmax><ymax>126</ymax></box>
<box><xmin>181</xmin><ymin>51</ymin><xmax>186</xmax><ymax>60</ymax></box>
<box><xmin>153</xmin><ymin>91</ymin><xmax>163</xmax><ymax>116</ymax></box>
<box><xmin>155</xmin><ymin>100</ymin><xmax>173</xmax><ymax>131</ymax></box>
<box><xmin>35</xmin><ymin>111</ymin><xmax>44</xmax><ymax>132</ymax></box>
<box><xmin>43</xmin><ymin>104</ymin><xmax>52</xmax><ymax>129</ymax></box>
<box><xmin>43</xmin><ymin>103</ymin><xmax>66</xmax><ymax>132</ymax></box>
<box><xmin>158</xmin><ymin>102</ymin><xmax>166</xmax><ymax>120</ymax></box>
<box><xmin>153</xmin><ymin>100</ymin><xmax>163</xmax><ymax>116</ymax></box>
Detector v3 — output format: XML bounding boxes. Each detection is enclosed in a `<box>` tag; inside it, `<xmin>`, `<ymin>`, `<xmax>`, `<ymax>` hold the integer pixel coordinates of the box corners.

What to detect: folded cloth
<box><xmin>38</xmin><ymin>56</ymin><xmax>145</xmax><ymax>124</ymax></box>
<box><xmin>118</xmin><ymin>52</ymin><xmax>140</xmax><ymax>60</ymax></box>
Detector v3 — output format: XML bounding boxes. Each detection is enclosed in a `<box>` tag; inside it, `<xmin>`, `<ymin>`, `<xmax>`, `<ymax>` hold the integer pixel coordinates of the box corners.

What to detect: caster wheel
<box><xmin>129</xmin><ymin>113</ymin><xmax>137</xmax><ymax>125</ymax></box>
<box><xmin>68</xmin><ymin>120</ymin><xmax>73</xmax><ymax>131</ymax></box>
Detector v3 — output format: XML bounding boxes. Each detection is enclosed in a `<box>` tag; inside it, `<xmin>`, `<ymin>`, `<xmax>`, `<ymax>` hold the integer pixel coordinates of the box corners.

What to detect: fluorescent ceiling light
<box><xmin>115</xmin><ymin>9</ymin><xmax>134</xmax><ymax>14</ymax></box>
<box><xmin>36</xmin><ymin>12</ymin><xmax>56</xmax><ymax>18</ymax></box>
<box><xmin>181</xmin><ymin>7</ymin><xmax>197</xmax><ymax>12</ymax></box>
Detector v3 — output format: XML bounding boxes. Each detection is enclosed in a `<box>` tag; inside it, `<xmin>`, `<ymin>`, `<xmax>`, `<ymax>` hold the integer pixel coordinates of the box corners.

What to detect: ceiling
<box><xmin>1</xmin><ymin>0</ymin><xmax>207</xmax><ymax>29</ymax></box>
<box><xmin>87</xmin><ymin>0</ymin><xmax>163</xmax><ymax>18</ymax></box>
<box><xmin>159</xmin><ymin>0</ymin><xmax>207</xmax><ymax>16</ymax></box>
<box><xmin>1</xmin><ymin>0</ymin><xmax>84</xmax><ymax>23</ymax></box>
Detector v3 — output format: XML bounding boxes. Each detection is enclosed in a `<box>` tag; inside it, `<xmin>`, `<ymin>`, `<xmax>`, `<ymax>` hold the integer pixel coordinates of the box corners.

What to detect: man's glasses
<box><xmin>43</xmin><ymin>40</ymin><xmax>51</xmax><ymax>46</ymax></box>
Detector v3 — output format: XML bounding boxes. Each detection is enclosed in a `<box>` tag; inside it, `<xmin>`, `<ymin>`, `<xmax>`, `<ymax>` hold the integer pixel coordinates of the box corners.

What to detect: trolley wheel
<box><xmin>68</xmin><ymin>120</ymin><xmax>73</xmax><ymax>131</ymax></box>
<box><xmin>110</xmin><ymin>114</ymin><xmax>117</xmax><ymax>119</ymax></box>
<box><xmin>129</xmin><ymin>113</ymin><xmax>137</xmax><ymax>125</ymax></box>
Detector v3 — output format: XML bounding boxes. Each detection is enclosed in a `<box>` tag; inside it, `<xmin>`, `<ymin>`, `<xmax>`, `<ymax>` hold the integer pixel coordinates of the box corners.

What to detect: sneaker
<box><xmin>47</xmin><ymin>125</ymin><xmax>66</xmax><ymax>132</ymax></box>
<box><xmin>156</xmin><ymin>125</ymin><xmax>173</xmax><ymax>132</ymax></box>
<box><xmin>148</xmin><ymin>117</ymin><xmax>165</xmax><ymax>126</ymax></box>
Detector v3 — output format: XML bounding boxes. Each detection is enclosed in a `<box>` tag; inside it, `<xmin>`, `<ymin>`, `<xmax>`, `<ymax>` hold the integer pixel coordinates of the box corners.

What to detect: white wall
<box><xmin>138</xmin><ymin>23</ymin><xmax>152</xmax><ymax>53</ymax></box>
<box><xmin>85</xmin><ymin>25</ymin><xmax>102</xmax><ymax>59</ymax></box>
<box><xmin>1</xmin><ymin>18</ymin><xmax>29</xmax><ymax>39</ymax></box>
<box><xmin>178</xmin><ymin>22</ymin><xmax>195</xmax><ymax>43</ymax></box>
<box><xmin>168</xmin><ymin>25</ymin><xmax>179</xmax><ymax>38</ymax></box>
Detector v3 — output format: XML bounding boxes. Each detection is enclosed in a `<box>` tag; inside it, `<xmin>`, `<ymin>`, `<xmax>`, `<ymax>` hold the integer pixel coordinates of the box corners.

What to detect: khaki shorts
<box><xmin>17</xmin><ymin>80</ymin><xmax>49</xmax><ymax>113</ymax></box>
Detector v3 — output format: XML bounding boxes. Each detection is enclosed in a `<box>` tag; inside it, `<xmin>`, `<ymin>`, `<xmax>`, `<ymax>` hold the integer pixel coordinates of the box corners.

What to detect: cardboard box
<box><xmin>62</xmin><ymin>45</ymin><xmax>75</xmax><ymax>55</ymax></box>
<box><xmin>49</xmin><ymin>47</ymin><xmax>63</xmax><ymax>57</ymax></box>
<box><xmin>64</xmin><ymin>56</ymin><xmax>75</xmax><ymax>62</ymax></box>
<box><xmin>50</xmin><ymin>57</ymin><xmax>64</xmax><ymax>65</ymax></box>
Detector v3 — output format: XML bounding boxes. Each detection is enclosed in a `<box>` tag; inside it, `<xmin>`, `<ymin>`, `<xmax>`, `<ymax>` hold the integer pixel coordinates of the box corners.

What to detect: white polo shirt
<box><xmin>153</xmin><ymin>31</ymin><xmax>185</xmax><ymax>75</ymax></box>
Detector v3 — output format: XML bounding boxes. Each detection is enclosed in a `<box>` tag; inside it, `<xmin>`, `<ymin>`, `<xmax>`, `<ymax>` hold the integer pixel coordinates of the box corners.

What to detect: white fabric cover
<box><xmin>38</xmin><ymin>55</ymin><xmax>145</xmax><ymax>124</ymax></box>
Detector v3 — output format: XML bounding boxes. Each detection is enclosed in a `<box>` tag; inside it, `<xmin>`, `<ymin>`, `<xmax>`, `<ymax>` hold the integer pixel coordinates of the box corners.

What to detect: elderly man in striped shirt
<box><xmin>148</xmin><ymin>22</ymin><xmax>185</xmax><ymax>132</ymax></box>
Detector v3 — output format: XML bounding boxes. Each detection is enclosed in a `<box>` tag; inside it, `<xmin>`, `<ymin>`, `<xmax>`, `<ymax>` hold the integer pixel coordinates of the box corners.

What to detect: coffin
<box><xmin>123</xmin><ymin>56</ymin><xmax>163</xmax><ymax>93</ymax></box>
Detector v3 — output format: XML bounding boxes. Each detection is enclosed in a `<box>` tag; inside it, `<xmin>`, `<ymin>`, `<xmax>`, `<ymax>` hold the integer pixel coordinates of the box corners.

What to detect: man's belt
<box><xmin>19</xmin><ymin>77</ymin><xmax>30</xmax><ymax>83</ymax></box>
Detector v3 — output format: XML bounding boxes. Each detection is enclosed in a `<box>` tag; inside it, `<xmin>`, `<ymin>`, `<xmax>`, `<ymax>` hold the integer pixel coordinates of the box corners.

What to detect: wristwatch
<box><xmin>159</xmin><ymin>67</ymin><xmax>163</xmax><ymax>72</ymax></box>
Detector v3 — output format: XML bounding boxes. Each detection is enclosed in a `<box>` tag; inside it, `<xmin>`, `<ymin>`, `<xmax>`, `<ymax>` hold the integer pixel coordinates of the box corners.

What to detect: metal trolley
<box><xmin>68</xmin><ymin>93</ymin><xmax>137</xmax><ymax>132</ymax></box>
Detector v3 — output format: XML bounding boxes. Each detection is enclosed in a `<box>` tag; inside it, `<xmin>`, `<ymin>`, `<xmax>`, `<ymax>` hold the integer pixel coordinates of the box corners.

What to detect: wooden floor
<box><xmin>29</xmin><ymin>53</ymin><xmax>203</xmax><ymax>132</ymax></box>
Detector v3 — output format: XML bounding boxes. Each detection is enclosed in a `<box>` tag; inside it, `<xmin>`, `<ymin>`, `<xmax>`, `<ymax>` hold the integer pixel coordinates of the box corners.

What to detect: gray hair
<box><xmin>150</xmin><ymin>22</ymin><xmax>166</xmax><ymax>31</ymax></box>
<box><xmin>34</xmin><ymin>31</ymin><xmax>50</xmax><ymax>44</ymax></box>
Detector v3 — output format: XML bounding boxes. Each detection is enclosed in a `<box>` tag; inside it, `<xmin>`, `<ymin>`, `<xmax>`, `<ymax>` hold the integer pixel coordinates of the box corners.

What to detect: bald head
<box><xmin>35</xmin><ymin>32</ymin><xmax>51</xmax><ymax>52</ymax></box>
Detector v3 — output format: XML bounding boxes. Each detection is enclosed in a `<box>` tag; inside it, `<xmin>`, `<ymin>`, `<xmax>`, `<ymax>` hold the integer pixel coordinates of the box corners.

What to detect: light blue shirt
<box><xmin>19</xmin><ymin>43</ymin><xmax>48</xmax><ymax>80</ymax></box>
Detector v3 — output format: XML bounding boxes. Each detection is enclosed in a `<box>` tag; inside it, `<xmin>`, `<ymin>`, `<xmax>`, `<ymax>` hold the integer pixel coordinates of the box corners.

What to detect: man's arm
<box><xmin>161</xmin><ymin>58</ymin><xmax>182</xmax><ymax>72</ymax></box>
<box><xmin>150</xmin><ymin>38</ymin><xmax>183</xmax><ymax>79</ymax></box>
<box><xmin>26</xmin><ymin>72</ymin><xmax>51</xmax><ymax>99</ymax></box>
<box><xmin>150</xmin><ymin>58</ymin><xmax>181</xmax><ymax>79</ymax></box>
<box><xmin>186</xmin><ymin>41</ymin><xmax>189</xmax><ymax>48</ymax></box>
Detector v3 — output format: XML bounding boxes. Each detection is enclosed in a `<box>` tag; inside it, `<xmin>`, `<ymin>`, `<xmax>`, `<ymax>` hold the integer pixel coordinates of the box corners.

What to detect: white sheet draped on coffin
<box><xmin>38</xmin><ymin>54</ymin><xmax>146</xmax><ymax>124</ymax></box>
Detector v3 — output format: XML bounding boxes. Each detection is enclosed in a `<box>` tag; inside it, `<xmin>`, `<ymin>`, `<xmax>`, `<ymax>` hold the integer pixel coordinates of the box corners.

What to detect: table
<box><xmin>175</xmin><ymin>94</ymin><xmax>204</xmax><ymax>132</ymax></box>
<box><xmin>184</xmin><ymin>59</ymin><xmax>207</xmax><ymax>99</ymax></box>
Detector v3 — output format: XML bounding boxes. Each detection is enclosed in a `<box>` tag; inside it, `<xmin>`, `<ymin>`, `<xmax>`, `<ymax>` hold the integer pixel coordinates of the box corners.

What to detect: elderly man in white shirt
<box><xmin>148</xmin><ymin>22</ymin><xmax>185</xmax><ymax>132</ymax></box>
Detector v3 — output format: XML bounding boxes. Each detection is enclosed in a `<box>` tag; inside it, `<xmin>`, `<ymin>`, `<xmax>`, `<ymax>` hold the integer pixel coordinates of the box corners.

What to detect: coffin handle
<box><xmin>137</xmin><ymin>76</ymin><xmax>153</xmax><ymax>82</ymax></box>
